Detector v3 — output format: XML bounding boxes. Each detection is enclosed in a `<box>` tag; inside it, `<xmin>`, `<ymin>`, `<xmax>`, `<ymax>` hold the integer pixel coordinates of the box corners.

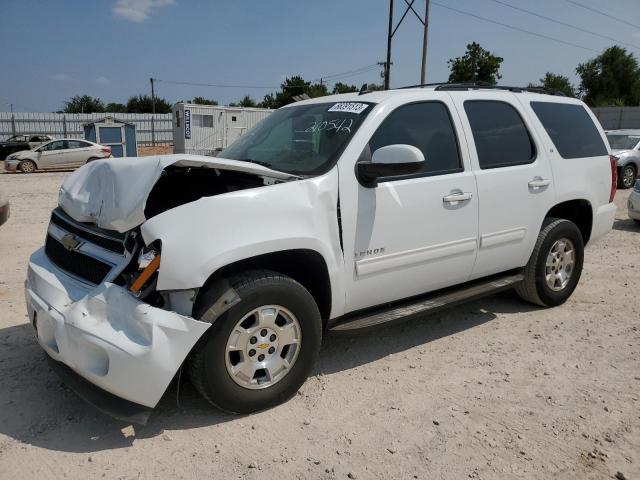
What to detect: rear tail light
<box><xmin>101</xmin><ymin>147</ymin><xmax>111</xmax><ymax>154</ymax></box>
<box><xmin>609</xmin><ymin>155</ymin><xmax>617</xmax><ymax>203</ymax></box>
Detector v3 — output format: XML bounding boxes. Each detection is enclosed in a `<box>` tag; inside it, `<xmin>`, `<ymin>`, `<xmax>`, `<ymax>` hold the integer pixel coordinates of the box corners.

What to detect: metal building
<box><xmin>172</xmin><ymin>103</ymin><xmax>272</xmax><ymax>155</ymax></box>
<box><xmin>84</xmin><ymin>117</ymin><xmax>138</xmax><ymax>157</ymax></box>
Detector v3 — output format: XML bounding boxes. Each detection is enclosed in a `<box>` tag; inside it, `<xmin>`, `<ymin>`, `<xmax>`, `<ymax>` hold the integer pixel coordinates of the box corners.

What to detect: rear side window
<box><xmin>464</xmin><ymin>101</ymin><xmax>535</xmax><ymax>169</ymax></box>
<box><xmin>368</xmin><ymin>101</ymin><xmax>462</xmax><ymax>178</ymax></box>
<box><xmin>530</xmin><ymin>102</ymin><xmax>607</xmax><ymax>159</ymax></box>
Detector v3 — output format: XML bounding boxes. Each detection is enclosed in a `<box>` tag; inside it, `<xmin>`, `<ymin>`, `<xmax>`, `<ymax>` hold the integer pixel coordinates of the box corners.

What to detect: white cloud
<box><xmin>113</xmin><ymin>0</ymin><xmax>175</xmax><ymax>22</ymax></box>
<box><xmin>96</xmin><ymin>76</ymin><xmax>111</xmax><ymax>85</ymax></box>
<box><xmin>51</xmin><ymin>73</ymin><xmax>74</xmax><ymax>82</ymax></box>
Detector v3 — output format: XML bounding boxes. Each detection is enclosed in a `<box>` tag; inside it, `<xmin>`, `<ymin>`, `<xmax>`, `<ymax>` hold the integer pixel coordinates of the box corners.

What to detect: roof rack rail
<box><xmin>397</xmin><ymin>82</ymin><xmax>565</xmax><ymax>96</ymax></box>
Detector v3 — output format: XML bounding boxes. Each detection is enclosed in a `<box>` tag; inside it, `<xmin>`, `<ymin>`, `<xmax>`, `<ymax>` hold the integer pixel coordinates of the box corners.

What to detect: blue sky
<box><xmin>1</xmin><ymin>0</ymin><xmax>640</xmax><ymax>112</ymax></box>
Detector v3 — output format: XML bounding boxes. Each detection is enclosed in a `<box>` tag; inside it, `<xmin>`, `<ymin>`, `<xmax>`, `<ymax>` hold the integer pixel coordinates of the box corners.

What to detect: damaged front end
<box><xmin>26</xmin><ymin>208</ymin><xmax>211</xmax><ymax>423</ymax></box>
<box><xmin>27</xmin><ymin>155</ymin><xmax>296</xmax><ymax>422</ymax></box>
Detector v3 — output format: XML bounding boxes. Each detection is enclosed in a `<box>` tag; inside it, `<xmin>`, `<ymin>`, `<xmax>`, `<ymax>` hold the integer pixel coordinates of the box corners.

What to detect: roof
<box><xmin>83</xmin><ymin>116</ymin><xmax>135</xmax><ymax>127</ymax></box>
<box><xmin>288</xmin><ymin>83</ymin><xmax>575</xmax><ymax>108</ymax></box>
<box><xmin>605</xmin><ymin>129</ymin><xmax>640</xmax><ymax>134</ymax></box>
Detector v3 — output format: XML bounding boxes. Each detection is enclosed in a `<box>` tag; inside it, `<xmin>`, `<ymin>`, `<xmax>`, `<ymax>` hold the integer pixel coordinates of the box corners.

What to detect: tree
<box><xmin>576</xmin><ymin>46</ymin><xmax>640</xmax><ymax>106</ymax></box>
<box><xmin>105</xmin><ymin>102</ymin><xmax>127</xmax><ymax>113</ymax></box>
<box><xmin>447</xmin><ymin>42</ymin><xmax>503</xmax><ymax>85</ymax></box>
<box><xmin>192</xmin><ymin>96</ymin><xmax>218</xmax><ymax>105</ymax></box>
<box><xmin>238</xmin><ymin>95</ymin><xmax>257</xmax><ymax>107</ymax></box>
<box><xmin>332</xmin><ymin>82</ymin><xmax>358</xmax><ymax>94</ymax></box>
<box><xmin>257</xmin><ymin>93</ymin><xmax>277</xmax><ymax>109</ymax></box>
<box><xmin>229</xmin><ymin>95</ymin><xmax>257</xmax><ymax>107</ymax></box>
<box><xmin>528</xmin><ymin>72</ymin><xmax>576</xmax><ymax>97</ymax></box>
<box><xmin>63</xmin><ymin>95</ymin><xmax>105</xmax><ymax>113</ymax></box>
<box><xmin>126</xmin><ymin>94</ymin><xmax>172</xmax><ymax>113</ymax></box>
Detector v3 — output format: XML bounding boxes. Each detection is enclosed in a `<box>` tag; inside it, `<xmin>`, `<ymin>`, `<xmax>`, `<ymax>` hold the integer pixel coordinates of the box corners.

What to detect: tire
<box><xmin>187</xmin><ymin>269</ymin><xmax>322</xmax><ymax>413</ymax></box>
<box><xmin>618</xmin><ymin>164</ymin><xmax>637</xmax><ymax>189</ymax></box>
<box><xmin>86</xmin><ymin>157</ymin><xmax>100</xmax><ymax>163</ymax></box>
<box><xmin>18</xmin><ymin>160</ymin><xmax>36</xmax><ymax>174</ymax></box>
<box><xmin>516</xmin><ymin>218</ymin><xmax>584</xmax><ymax>307</ymax></box>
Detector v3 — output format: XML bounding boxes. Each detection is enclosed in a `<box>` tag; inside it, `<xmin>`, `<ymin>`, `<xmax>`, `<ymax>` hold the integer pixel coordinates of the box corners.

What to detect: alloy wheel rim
<box><xmin>623</xmin><ymin>166</ymin><xmax>635</xmax><ymax>188</ymax></box>
<box><xmin>545</xmin><ymin>238</ymin><xmax>575</xmax><ymax>291</ymax></box>
<box><xmin>224</xmin><ymin>305</ymin><xmax>302</xmax><ymax>389</ymax></box>
<box><xmin>22</xmin><ymin>162</ymin><xmax>34</xmax><ymax>173</ymax></box>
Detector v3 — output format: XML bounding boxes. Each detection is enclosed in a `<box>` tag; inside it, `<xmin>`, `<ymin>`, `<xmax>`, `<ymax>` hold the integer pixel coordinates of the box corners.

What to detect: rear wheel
<box><xmin>516</xmin><ymin>218</ymin><xmax>584</xmax><ymax>307</ymax></box>
<box><xmin>18</xmin><ymin>160</ymin><xmax>36</xmax><ymax>174</ymax></box>
<box><xmin>86</xmin><ymin>157</ymin><xmax>100</xmax><ymax>163</ymax></box>
<box><xmin>619</xmin><ymin>164</ymin><xmax>637</xmax><ymax>189</ymax></box>
<box><xmin>187</xmin><ymin>270</ymin><xmax>322</xmax><ymax>413</ymax></box>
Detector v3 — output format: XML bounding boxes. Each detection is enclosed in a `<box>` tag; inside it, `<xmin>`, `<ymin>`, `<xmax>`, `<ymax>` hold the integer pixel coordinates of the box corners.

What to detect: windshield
<box><xmin>220</xmin><ymin>101</ymin><xmax>373</xmax><ymax>175</ymax></box>
<box><xmin>606</xmin><ymin>134</ymin><xmax>640</xmax><ymax>150</ymax></box>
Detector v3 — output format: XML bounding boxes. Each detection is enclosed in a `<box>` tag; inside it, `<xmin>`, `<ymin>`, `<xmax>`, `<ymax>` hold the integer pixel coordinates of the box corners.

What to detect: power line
<box><xmin>315</xmin><ymin>64</ymin><xmax>379</xmax><ymax>83</ymax></box>
<box><xmin>154</xmin><ymin>78</ymin><xmax>278</xmax><ymax>89</ymax></box>
<box><xmin>564</xmin><ymin>0</ymin><xmax>639</xmax><ymax>30</ymax></box>
<box><xmin>487</xmin><ymin>0</ymin><xmax>640</xmax><ymax>51</ymax></box>
<box><xmin>431</xmin><ymin>1</ymin><xmax>601</xmax><ymax>53</ymax></box>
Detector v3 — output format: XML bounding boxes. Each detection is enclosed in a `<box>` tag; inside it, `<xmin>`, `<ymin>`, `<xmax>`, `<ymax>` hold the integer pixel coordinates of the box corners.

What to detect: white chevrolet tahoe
<box><xmin>25</xmin><ymin>84</ymin><xmax>617</xmax><ymax>422</ymax></box>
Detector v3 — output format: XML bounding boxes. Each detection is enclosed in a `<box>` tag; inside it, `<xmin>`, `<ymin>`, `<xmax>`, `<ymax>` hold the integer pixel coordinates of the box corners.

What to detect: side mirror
<box><xmin>357</xmin><ymin>144</ymin><xmax>425</xmax><ymax>188</ymax></box>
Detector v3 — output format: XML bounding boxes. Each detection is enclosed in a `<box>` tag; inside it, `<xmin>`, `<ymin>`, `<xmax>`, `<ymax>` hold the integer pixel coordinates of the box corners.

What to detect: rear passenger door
<box><xmin>451</xmin><ymin>93</ymin><xmax>556</xmax><ymax>279</ymax></box>
<box><xmin>66</xmin><ymin>140</ymin><xmax>94</xmax><ymax>166</ymax></box>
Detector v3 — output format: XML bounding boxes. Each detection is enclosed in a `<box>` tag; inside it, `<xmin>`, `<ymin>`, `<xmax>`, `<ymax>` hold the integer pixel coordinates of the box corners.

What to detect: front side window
<box><xmin>606</xmin><ymin>133</ymin><xmax>640</xmax><ymax>151</ymax></box>
<box><xmin>220</xmin><ymin>102</ymin><xmax>372</xmax><ymax>176</ymax></box>
<box><xmin>40</xmin><ymin>141</ymin><xmax>67</xmax><ymax>151</ymax></box>
<box><xmin>531</xmin><ymin>102</ymin><xmax>608</xmax><ymax>158</ymax></box>
<box><xmin>366</xmin><ymin>101</ymin><xmax>462</xmax><ymax>179</ymax></box>
<box><xmin>464</xmin><ymin>101</ymin><xmax>535</xmax><ymax>169</ymax></box>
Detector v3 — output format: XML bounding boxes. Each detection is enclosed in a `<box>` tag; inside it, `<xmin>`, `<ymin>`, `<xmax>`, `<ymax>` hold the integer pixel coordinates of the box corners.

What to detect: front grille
<box><xmin>45</xmin><ymin>235</ymin><xmax>112</xmax><ymax>284</ymax></box>
<box><xmin>50</xmin><ymin>208</ymin><xmax>125</xmax><ymax>254</ymax></box>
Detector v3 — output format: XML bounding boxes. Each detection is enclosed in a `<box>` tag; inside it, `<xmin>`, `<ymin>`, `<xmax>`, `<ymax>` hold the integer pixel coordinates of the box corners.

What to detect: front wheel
<box><xmin>18</xmin><ymin>160</ymin><xmax>36</xmax><ymax>173</ymax></box>
<box><xmin>187</xmin><ymin>270</ymin><xmax>322</xmax><ymax>413</ymax></box>
<box><xmin>516</xmin><ymin>218</ymin><xmax>584</xmax><ymax>307</ymax></box>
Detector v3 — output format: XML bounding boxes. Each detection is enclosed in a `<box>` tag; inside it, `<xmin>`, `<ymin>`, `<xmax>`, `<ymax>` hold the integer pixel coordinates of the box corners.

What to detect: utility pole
<box><xmin>385</xmin><ymin>0</ymin><xmax>394</xmax><ymax>89</ymax></box>
<box><xmin>384</xmin><ymin>0</ymin><xmax>430</xmax><ymax>89</ymax></box>
<box><xmin>150</xmin><ymin>77</ymin><xmax>156</xmax><ymax>147</ymax></box>
<box><xmin>420</xmin><ymin>0</ymin><xmax>430</xmax><ymax>85</ymax></box>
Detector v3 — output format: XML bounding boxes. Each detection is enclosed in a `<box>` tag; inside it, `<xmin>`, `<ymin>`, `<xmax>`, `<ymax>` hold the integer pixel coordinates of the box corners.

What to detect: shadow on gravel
<box><xmin>0</xmin><ymin>291</ymin><xmax>538</xmax><ymax>453</ymax></box>
<box><xmin>613</xmin><ymin>217</ymin><xmax>640</xmax><ymax>233</ymax></box>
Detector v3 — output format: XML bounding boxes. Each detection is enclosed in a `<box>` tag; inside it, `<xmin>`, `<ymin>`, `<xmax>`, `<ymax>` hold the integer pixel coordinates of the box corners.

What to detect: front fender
<box><xmin>140</xmin><ymin>167</ymin><xmax>344</xmax><ymax>315</ymax></box>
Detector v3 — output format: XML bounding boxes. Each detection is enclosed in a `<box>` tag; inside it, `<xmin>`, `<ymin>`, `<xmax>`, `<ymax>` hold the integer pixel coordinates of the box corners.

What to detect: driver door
<box><xmin>37</xmin><ymin>140</ymin><xmax>70</xmax><ymax>169</ymax></box>
<box><xmin>340</xmin><ymin>98</ymin><xmax>479</xmax><ymax>312</ymax></box>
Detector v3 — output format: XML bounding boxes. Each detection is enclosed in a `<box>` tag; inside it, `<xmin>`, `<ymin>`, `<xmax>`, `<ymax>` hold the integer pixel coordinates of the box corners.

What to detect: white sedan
<box><xmin>4</xmin><ymin>139</ymin><xmax>112</xmax><ymax>173</ymax></box>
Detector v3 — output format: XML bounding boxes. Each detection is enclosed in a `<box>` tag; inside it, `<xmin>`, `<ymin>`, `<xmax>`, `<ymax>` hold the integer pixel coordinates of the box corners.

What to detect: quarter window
<box><xmin>464</xmin><ymin>101</ymin><xmax>535</xmax><ymax>169</ymax></box>
<box><xmin>367</xmin><ymin>101</ymin><xmax>462</xmax><ymax>178</ymax></box>
<box><xmin>530</xmin><ymin>102</ymin><xmax>607</xmax><ymax>159</ymax></box>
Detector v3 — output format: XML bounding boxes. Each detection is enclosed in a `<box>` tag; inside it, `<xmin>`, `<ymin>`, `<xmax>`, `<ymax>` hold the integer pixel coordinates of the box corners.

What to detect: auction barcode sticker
<box><xmin>328</xmin><ymin>102</ymin><xmax>369</xmax><ymax>114</ymax></box>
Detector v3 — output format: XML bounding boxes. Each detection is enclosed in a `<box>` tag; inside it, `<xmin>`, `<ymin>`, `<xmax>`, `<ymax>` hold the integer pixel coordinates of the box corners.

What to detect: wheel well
<box><xmin>195</xmin><ymin>249</ymin><xmax>332</xmax><ymax>322</ymax></box>
<box><xmin>546</xmin><ymin>199</ymin><xmax>593</xmax><ymax>244</ymax></box>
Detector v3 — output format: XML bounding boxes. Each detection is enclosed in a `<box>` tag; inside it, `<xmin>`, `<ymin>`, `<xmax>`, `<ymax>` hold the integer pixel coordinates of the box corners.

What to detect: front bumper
<box><xmin>4</xmin><ymin>160</ymin><xmax>18</xmax><ymax>172</ymax></box>
<box><xmin>629</xmin><ymin>190</ymin><xmax>640</xmax><ymax>220</ymax></box>
<box><xmin>25</xmin><ymin>248</ymin><xmax>211</xmax><ymax>412</ymax></box>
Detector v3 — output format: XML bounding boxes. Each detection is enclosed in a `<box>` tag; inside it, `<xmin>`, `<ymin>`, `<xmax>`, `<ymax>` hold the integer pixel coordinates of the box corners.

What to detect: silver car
<box><xmin>605</xmin><ymin>129</ymin><xmax>640</xmax><ymax>189</ymax></box>
<box><xmin>628</xmin><ymin>180</ymin><xmax>640</xmax><ymax>225</ymax></box>
<box><xmin>4</xmin><ymin>139</ymin><xmax>112</xmax><ymax>173</ymax></box>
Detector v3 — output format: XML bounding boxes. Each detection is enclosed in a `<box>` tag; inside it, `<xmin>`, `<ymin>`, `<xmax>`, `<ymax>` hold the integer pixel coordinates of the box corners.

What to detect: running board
<box><xmin>329</xmin><ymin>273</ymin><xmax>524</xmax><ymax>333</ymax></box>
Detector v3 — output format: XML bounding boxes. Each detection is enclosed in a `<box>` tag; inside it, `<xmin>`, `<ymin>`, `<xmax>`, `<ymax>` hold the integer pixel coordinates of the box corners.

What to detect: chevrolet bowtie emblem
<box><xmin>60</xmin><ymin>233</ymin><xmax>81</xmax><ymax>252</ymax></box>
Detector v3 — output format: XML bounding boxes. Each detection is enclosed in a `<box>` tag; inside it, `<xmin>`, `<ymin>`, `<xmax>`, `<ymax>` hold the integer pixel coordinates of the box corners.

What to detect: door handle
<box><xmin>443</xmin><ymin>192</ymin><xmax>473</xmax><ymax>203</ymax></box>
<box><xmin>528</xmin><ymin>177</ymin><xmax>551</xmax><ymax>188</ymax></box>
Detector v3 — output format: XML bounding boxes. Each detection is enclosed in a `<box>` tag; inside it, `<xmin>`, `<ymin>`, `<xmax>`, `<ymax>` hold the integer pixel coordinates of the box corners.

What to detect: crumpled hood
<box><xmin>58</xmin><ymin>154</ymin><xmax>294</xmax><ymax>233</ymax></box>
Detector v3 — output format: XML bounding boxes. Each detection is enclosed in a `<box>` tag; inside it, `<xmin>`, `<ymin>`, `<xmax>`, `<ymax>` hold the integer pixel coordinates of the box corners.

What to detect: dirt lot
<box><xmin>0</xmin><ymin>170</ymin><xmax>638</xmax><ymax>480</ymax></box>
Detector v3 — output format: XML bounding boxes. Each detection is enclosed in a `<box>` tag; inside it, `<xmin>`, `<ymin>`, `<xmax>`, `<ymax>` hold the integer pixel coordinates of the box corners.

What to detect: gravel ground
<box><xmin>0</xmin><ymin>170</ymin><xmax>638</xmax><ymax>480</ymax></box>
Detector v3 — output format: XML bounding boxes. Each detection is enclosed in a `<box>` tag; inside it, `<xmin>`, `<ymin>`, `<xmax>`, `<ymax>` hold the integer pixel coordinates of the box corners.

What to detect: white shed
<box><xmin>172</xmin><ymin>103</ymin><xmax>272</xmax><ymax>155</ymax></box>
